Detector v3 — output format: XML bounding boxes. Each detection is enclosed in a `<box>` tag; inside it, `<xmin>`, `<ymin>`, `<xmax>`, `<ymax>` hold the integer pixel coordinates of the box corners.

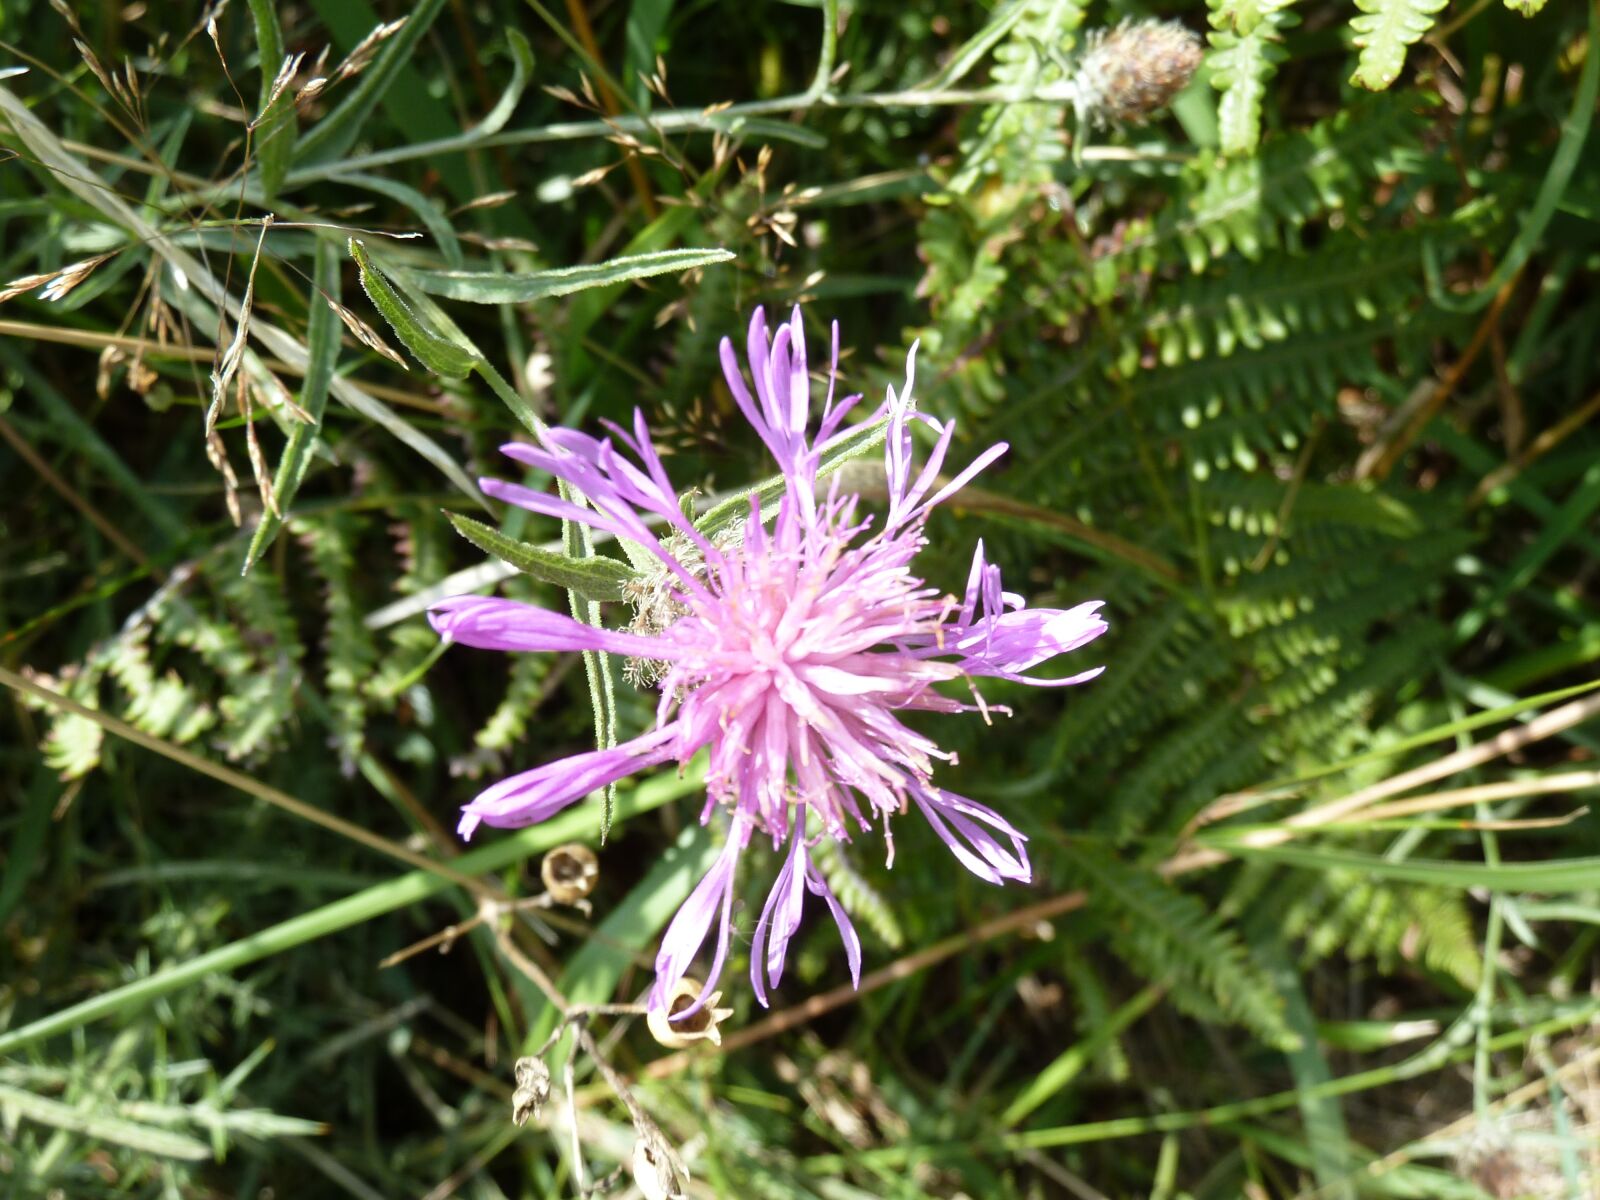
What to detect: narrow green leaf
<box><xmin>475</xmin><ymin>29</ymin><xmax>535</xmax><ymax>135</ymax></box>
<box><xmin>0</xmin><ymin>1083</ymin><xmax>210</xmax><ymax>1160</ymax></box>
<box><xmin>245</xmin><ymin>237</ymin><xmax>342</xmax><ymax>571</ymax></box>
<box><xmin>407</xmin><ymin>247</ymin><xmax>736</xmax><ymax>304</ymax></box>
<box><xmin>349</xmin><ymin>238</ymin><xmax>475</xmax><ymax>378</ymax></box>
<box><xmin>334</xmin><ymin>172</ymin><xmax>463</xmax><ymax>266</ymax></box>
<box><xmin>246</xmin><ymin>0</ymin><xmax>295</xmax><ymax>201</ymax></box>
<box><xmin>1002</xmin><ymin>984</ymin><xmax>1163</xmax><ymax>1126</ymax></box>
<box><xmin>917</xmin><ymin>0</ymin><xmax>1031</xmax><ymax>90</ymax></box>
<box><xmin>445</xmin><ymin>513</ymin><xmax>636</xmax><ymax>601</ymax></box>
<box><xmin>624</xmin><ymin>0</ymin><xmax>674</xmax><ymax>107</ymax></box>
<box><xmin>1250</xmin><ymin>934</ymin><xmax>1356</xmax><ymax>1197</ymax></box>
<box><xmin>1212</xmin><ymin>843</ymin><xmax>1600</xmax><ymax>892</ymax></box>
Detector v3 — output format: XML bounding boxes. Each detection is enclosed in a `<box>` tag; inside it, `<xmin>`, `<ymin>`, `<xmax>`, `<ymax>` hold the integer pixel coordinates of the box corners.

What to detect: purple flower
<box><xmin>430</xmin><ymin>307</ymin><xmax>1107</xmax><ymax>1015</ymax></box>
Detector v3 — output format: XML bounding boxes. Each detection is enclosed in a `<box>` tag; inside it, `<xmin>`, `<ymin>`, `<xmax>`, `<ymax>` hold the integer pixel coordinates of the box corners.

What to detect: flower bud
<box><xmin>645</xmin><ymin>977</ymin><xmax>734</xmax><ymax>1049</ymax></box>
<box><xmin>1076</xmin><ymin>19</ymin><xmax>1203</xmax><ymax>127</ymax></box>
<box><xmin>540</xmin><ymin>842</ymin><xmax>599</xmax><ymax>905</ymax></box>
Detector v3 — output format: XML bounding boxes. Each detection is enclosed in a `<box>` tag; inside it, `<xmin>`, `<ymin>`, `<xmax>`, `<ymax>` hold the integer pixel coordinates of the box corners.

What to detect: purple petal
<box><xmin>478</xmin><ymin>478</ymin><xmax>633</xmax><ymax>539</ymax></box>
<box><xmin>456</xmin><ymin>725</ymin><xmax>679</xmax><ymax>839</ymax></box>
<box><xmin>912</xmin><ymin>787</ymin><xmax>1031</xmax><ymax>885</ymax></box>
<box><xmin>750</xmin><ymin>826</ymin><xmax>808</xmax><ymax>1007</ymax></box>
<box><xmin>954</xmin><ymin>603</ymin><xmax>1109</xmax><ymax>682</ymax></box>
<box><xmin>805</xmin><ymin>861</ymin><xmax>861</xmax><ymax>988</ymax></box>
<box><xmin>651</xmin><ymin>819</ymin><xmax>749</xmax><ymax>1016</ymax></box>
<box><xmin>429</xmin><ymin>596</ymin><xmax>667</xmax><ymax>658</ymax></box>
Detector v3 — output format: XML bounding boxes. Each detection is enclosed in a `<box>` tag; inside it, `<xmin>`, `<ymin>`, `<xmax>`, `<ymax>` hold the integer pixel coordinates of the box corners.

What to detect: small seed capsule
<box><xmin>540</xmin><ymin>843</ymin><xmax>599</xmax><ymax>905</ymax></box>
<box><xmin>646</xmin><ymin>977</ymin><xmax>733</xmax><ymax>1049</ymax></box>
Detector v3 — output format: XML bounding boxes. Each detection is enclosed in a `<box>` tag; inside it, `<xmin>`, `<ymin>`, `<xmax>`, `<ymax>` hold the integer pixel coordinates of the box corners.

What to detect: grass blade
<box><xmin>244</xmin><ymin>236</ymin><xmax>342</xmax><ymax>571</ymax></box>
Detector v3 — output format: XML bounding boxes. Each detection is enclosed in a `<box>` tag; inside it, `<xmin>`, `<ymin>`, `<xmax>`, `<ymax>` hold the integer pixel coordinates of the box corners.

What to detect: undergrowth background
<box><xmin>3</xmin><ymin>0</ymin><xmax>1600</xmax><ymax>1196</ymax></box>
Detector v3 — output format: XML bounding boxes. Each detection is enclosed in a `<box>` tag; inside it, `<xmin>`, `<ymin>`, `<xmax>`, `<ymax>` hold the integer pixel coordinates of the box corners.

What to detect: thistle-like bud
<box><xmin>540</xmin><ymin>842</ymin><xmax>599</xmax><ymax>905</ymax></box>
<box><xmin>1075</xmin><ymin>19</ymin><xmax>1203</xmax><ymax>127</ymax></box>
<box><xmin>646</xmin><ymin>977</ymin><xmax>734</xmax><ymax>1049</ymax></box>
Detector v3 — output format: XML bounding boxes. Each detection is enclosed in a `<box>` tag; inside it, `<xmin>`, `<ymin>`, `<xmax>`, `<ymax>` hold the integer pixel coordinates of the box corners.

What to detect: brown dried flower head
<box><xmin>1077</xmin><ymin>19</ymin><xmax>1203</xmax><ymax>127</ymax></box>
<box><xmin>645</xmin><ymin>977</ymin><xmax>733</xmax><ymax>1049</ymax></box>
<box><xmin>510</xmin><ymin>1055</ymin><xmax>551</xmax><ymax>1127</ymax></box>
<box><xmin>539</xmin><ymin>842</ymin><xmax>599</xmax><ymax>905</ymax></box>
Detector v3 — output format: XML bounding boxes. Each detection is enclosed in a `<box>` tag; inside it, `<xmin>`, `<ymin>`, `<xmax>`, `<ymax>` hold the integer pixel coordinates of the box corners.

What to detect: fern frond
<box><xmin>473</xmin><ymin>650</ymin><xmax>555</xmax><ymax>755</ymax></box>
<box><xmin>1290</xmin><ymin>871</ymin><xmax>1480</xmax><ymax>988</ymax></box>
<box><xmin>1091</xmin><ymin>91</ymin><xmax>1437</xmax><ymax>290</ymax></box>
<box><xmin>103</xmin><ymin>623</ymin><xmax>214</xmax><ymax>745</ymax></box>
<box><xmin>21</xmin><ymin>666</ymin><xmax>107</xmax><ymax>780</ymax></box>
<box><xmin>1207</xmin><ymin>0</ymin><xmax>1298</xmax><ymax>154</ymax></box>
<box><xmin>950</xmin><ymin>0</ymin><xmax>1087</xmax><ymax>193</ymax></box>
<box><xmin>1349</xmin><ymin>0</ymin><xmax>1449</xmax><ymax>91</ymax></box>
<box><xmin>1062</xmin><ymin>844</ymin><xmax>1295</xmax><ymax>1047</ymax></box>
<box><xmin>156</xmin><ymin>567</ymin><xmax>304</xmax><ymax>761</ymax></box>
<box><xmin>293</xmin><ymin>513</ymin><xmax>377</xmax><ymax>772</ymax></box>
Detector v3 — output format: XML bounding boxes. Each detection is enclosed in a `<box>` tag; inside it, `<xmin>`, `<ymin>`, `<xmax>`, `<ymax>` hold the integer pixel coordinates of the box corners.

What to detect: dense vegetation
<box><xmin>2</xmin><ymin>0</ymin><xmax>1598</xmax><ymax>1195</ymax></box>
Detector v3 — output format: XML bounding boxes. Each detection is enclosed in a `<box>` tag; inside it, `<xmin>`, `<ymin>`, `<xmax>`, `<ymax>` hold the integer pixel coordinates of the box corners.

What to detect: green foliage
<box><xmin>1349</xmin><ymin>0</ymin><xmax>1451</xmax><ymax>90</ymax></box>
<box><xmin>1207</xmin><ymin>0</ymin><xmax>1298</xmax><ymax>153</ymax></box>
<box><xmin>1062</xmin><ymin>844</ymin><xmax>1295</xmax><ymax>1047</ymax></box>
<box><xmin>2</xmin><ymin>0</ymin><xmax>1597</xmax><ymax>1196</ymax></box>
<box><xmin>949</xmin><ymin>0</ymin><xmax>1087</xmax><ymax>193</ymax></box>
<box><xmin>446</xmin><ymin>512</ymin><xmax>638</xmax><ymax>601</ymax></box>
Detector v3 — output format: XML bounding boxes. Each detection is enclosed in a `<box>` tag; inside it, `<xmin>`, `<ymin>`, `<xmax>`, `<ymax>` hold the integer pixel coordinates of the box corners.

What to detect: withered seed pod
<box><xmin>646</xmin><ymin>977</ymin><xmax>733</xmax><ymax>1049</ymax></box>
<box><xmin>540</xmin><ymin>842</ymin><xmax>598</xmax><ymax>904</ymax></box>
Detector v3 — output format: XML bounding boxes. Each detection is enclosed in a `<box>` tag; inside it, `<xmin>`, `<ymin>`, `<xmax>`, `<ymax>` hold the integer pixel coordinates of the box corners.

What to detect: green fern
<box><xmin>1061</xmin><ymin>844</ymin><xmax>1295</xmax><ymax>1048</ymax></box>
<box><xmin>1093</xmin><ymin>90</ymin><xmax>1437</xmax><ymax>288</ymax></box>
<box><xmin>293</xmin><ymin>513</ymin><xmax>378</xmax><ymax>771</ymax></box>
<box><xmin>1207</xmin><ymin>0</ymin><xmax>1298</xmax><ymax>154</ymax></box>
<box><xmin>949</xmin><ymin>0</ymin><xmax>1087</xmax><ymax>193</ymax></box>
<box><xmin>23</xmin><ymin>666</ymin><xmax>106</xmax><ymax>780</ymax></box>
<box><xmin>1349</xmin><ymin>0</ymin><xmax>1450</xmax><ymax>90</ymax></box>
<box><xmin>1289</xmin><ymin>872</ymin><xmax>1481</xmax><ymax>988</ymax></box>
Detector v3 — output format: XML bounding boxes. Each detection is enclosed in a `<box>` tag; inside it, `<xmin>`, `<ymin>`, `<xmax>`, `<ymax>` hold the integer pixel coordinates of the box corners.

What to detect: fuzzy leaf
<box><xmin>406</xmin><ymin>247</ymin><xmax>736</xmax><ymax>304</ymax></box>
<box><xmin>349</xmin><ymin>238</ymin><xmax>475</xmax><ymax>378</ymax></box>
<box><xmin>446</xmin><ymin>513</ymin><xmax>636</xmax><ymax>601</ymax></box>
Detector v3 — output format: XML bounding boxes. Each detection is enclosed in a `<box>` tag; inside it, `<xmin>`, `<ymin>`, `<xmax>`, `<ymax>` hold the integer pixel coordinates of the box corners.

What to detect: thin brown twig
<box><xmin>0</xmin><ymin>318</ymin><xmax>453</xmax><ymax>413</ymax></box>
<box><xmin>1470</xmin><ymin>385</ymin><xmax>1600</xmax><ymax>507</ymax></box>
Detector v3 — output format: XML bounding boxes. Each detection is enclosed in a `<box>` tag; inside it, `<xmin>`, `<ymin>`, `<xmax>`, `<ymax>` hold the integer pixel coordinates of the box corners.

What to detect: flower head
<box><xmin>430</xmin><ymin>307</ymin><xmax>1107</xmax><ymax>1015</ymax></box>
